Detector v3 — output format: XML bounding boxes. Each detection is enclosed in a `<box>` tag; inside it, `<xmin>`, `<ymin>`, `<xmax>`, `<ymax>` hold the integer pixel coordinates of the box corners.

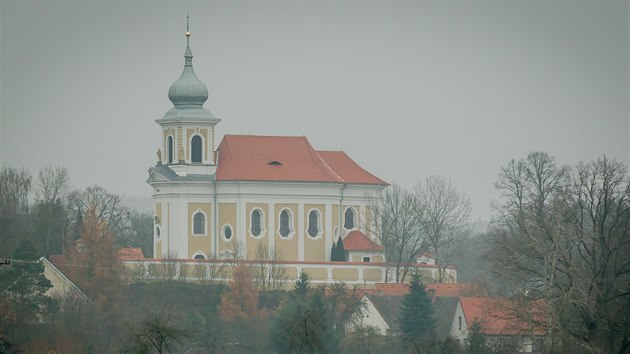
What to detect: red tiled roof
<box><xmin>117</xmin><ymin>248</ymin><xmax>145</xmax><ymax>260</ymax></box>
<box><xmin>215</xmin><ymin>135</ymin><xmax>387</xmax><ymax>185</ymax></box>
<box><xmin>459</xmin><ymin>297</ymin><xmax>546</xmax><ymax>336</ymax></box>
<box><xmin>374</xmin><ymin>283</ymin><xmax>411</xmax><ymax>296</ymax></box>
<box><xmin>426</xmin><ymin>283</ymin><xmax>479</xmax><ymax>298</ymax></box>
<box><xmin>317</xmin><ymin>151</ymin><xmax>388</xmax><ymax>186</ymax></box>
<box><xmin>343</xmin><ymin>230</ymin><xmax>385</xmax><ymax>252</ymax></box>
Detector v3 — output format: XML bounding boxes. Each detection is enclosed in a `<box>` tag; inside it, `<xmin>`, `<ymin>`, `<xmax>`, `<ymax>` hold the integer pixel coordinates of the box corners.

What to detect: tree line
<box><xmin>0</xmin><ymin>164</ymin><xmax>153</xmax><ymax>260</ymax></box>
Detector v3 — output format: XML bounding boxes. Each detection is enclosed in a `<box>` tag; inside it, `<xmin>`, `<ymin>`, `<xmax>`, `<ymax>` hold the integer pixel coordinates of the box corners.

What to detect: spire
<box><xmin>167</xmin><ymin>14</ymin><xmax>209</xmax><ymax>108</ymax></box>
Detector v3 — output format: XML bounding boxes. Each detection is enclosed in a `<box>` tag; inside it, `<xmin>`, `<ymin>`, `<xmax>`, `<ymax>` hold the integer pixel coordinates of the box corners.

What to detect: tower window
<box><xmin>307</xmin><ymin>210</ymin><xmax>321</xmax><ymax>238</ymax></box>
<box><xmin>167</xmin><ymin>136</ymin><xmax>174</xmax><ymax>164</ymax></box>
<box><xmin>344</xmin><ymin>207</ymin><xmax>356</xmax><ymax>230</ymax></box>
<box><xmin>251</xmin><ymin>209</ymin><xmax>263</xmax><ymax>237</ymax></box>
<box><xmin>193</xmin><ymin>211</ymin><xmax>205</xmax><ymax>235</ymax></box>
<box><xmin>191</xmin><ymin>135</ymin><xmax>202</xmax><ymax>163</ymax></box>
<box><xmin>279</xmin><ymin>209</ymin><xmax>293</xmax><ymax>238</ymax></box>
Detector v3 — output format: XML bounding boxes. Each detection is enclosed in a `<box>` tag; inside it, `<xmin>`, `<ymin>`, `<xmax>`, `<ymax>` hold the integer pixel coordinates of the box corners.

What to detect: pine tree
<box><xmin>330</xmin><ymin>241</ymin><xmax>338</xmax><ymax>261</ymax></box>
<box><xmin>0</xmin><ymin>239</ymin><xmax>54</xmax><ymax>327</ymax></box>
<box><xmin>336</xmin><ymin>237</ymin><xmax>346</xmax><ymax>261</ymax></box>
<box><xmin>467</xmin><ymin>321</ymin><xmax>487</xmax><ymax>354</ymax></box>
<box><xmin>399</xmin><ymin>273</ymin><xmax>435</xmax><ymax>348</ymax></box>
<box><xmin>294</xmin><ymin>270</ymin><xmax>309</xmax><ymax>297</ymax></box>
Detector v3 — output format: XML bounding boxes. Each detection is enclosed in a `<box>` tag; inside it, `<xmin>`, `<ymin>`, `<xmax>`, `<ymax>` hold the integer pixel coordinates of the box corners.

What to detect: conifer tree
<box><xmin>0</xmin><ymin>239</ymin><xmax>54</xmax><ymax>332</ymax></box>
<box><xmin>294</xmin><ymin>270</ymin><xmax>309</xmax><ymax>297</ymax></box>
<box><xmin>399</xmin><ymin>273</ymin><xmax>435</xmax><ymax>348</ymax></box>
<box><xmin>336</xmin><ymin>237</ymin><xmax>346</xmax><ymax>261</ymax></box>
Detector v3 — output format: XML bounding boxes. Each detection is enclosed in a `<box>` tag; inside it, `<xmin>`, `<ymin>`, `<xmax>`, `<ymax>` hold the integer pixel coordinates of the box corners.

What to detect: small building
<box><xmin>343</xmin><ymin>230</ymin><xmax>385</xmax><ymax>263</ymax></box>
<box><xmin>450</xmin><ymin>297</ymin><xmax>546</xmax><ymax>353</ymax></box>
<box><xmin>40</xmin><ymin>257</ymin><xmax>90</xmax><ymax>302</ymax></box>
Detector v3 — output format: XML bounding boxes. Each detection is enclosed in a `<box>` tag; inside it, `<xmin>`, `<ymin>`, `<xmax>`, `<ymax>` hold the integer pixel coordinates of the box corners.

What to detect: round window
<box><xmin>224</xmin><ymin>225</ymin><xmax>232</xmax><ymax>240</ymax></box>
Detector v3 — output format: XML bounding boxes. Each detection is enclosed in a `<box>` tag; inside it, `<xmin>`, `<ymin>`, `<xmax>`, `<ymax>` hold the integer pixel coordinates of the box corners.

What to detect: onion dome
<box><xmin>168</xmin><ymin>34</ymin><xmax>208</xmax><ymax>107</ymax></box>
<box><xmin>159</xmin><ymin>16</ymin><xmax>218</xmax><ymax>123</ymax></box>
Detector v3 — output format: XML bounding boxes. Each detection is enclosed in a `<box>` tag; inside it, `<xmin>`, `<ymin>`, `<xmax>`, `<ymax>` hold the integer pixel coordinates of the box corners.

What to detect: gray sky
<box><xmin>1</xmin><ymin>1</ymin><xmax>628</xmax><ymax>220</ymax></box>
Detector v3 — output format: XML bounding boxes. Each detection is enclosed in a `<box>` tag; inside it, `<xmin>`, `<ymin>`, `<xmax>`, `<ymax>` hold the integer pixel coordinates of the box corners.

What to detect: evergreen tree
<box><xmin>294</xmin><ymin>270</ymin><xmax>309</xmax><ymax>297</ymax></box>
<box><xmin>330</xmin><ymin>241</ymin><xmax>338</xmax><ymax>261</ymax></box>
<box><xmin>336</xmin><ymin>237</ymin><xmax>346</xmax><ymax>261</ymax></box>
<box><xmin>466</xmin><ymin>321</ymin><xmax>487</xmax><ymax>354</ymax></box>
<box><xmin>0</xmin><ymin>239</ymin><xmax>54</xmax><ymax>333</ymax></box>
<box><xmin>272</xmin><ymin>274</ymin><xmax>332</xmax><ymax>353</ymax></box>
<box><xmin>331</xmin><ymin>238</ymin><xmax>347</xmax><ymax>262</ymax></box>
<box><xmin>399</xmin><ymin>273</ymin><xmax>435</xmax><ymax>349</ymax></box>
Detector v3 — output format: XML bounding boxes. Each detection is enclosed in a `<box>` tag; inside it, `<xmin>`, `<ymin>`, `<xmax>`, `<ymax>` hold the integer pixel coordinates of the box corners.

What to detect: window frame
<box><xmin>192</xmin><ymin>250</ymin><xmax>208</xmax><ymax>260</ymax></box>
<box><xmin>167</xmin><ymin>135</ymin><xmax>174</xmax><ymax>164</ymax></box>
<box><xmin>306</xmin><ymin>208</ymin><xmax>322</xmax><ymax>239</ymax></box>
<box><xmin>362</xmin><ymin>256</ymin><xmax>371</xmax><ymax>263</ymax></box>
<box><xmin>344</xmin><ymin>206</ymin><xmax>357</xmax><ymax>230</ymax></box>
<box><xmin>192</xmin><ymin>209</ymin><xmax>207</xmax><ymax>236</ymax></box>
<box><xmin>277</xmin><ymin>208</ymin><xmax>295</xmax><ymax>239</ymax></box>
<box><xmin>249</xmin><ymin>208</ymin><xmax>265</xmax><ymax>238</ymax></box>
<box><xmin>190</xmin><ymin>134</ymin><xmax>203</xmax><ymax>163</ymax></box>
<box><xmin>221</xmin><ymin>223</ymin><xmax>233</xmax><ymax>242</ymax></box>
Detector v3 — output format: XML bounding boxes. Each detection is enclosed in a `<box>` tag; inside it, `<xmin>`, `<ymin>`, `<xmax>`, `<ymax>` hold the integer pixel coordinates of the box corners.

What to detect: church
<box><xmin>146</xmin><ymin>24</ymin><xmax>389</xmax><ymax>266</ymax></box>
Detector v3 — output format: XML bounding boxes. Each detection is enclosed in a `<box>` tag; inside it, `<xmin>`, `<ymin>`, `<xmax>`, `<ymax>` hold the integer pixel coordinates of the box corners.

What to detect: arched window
<box><xmin>191</xmin><ymin>135</ymin><xmax>202</xmax><ymax>163</ymax></box>
<box><xmin>156</xmin><ymin>226</ymin><xmax>161</xmax><ymax>239</ymax></box>
<box><xmin>344</xmin><ymin>207</ymin><xmax>356</xmax><ymax>230</ymax></box>
<box><xmin>307</xmin><ymin>210</ymin><xmax>320</xmax><ymax>238</ymax></box>
<box><xmin>251</xmin><ymin>209</ymin><xmax>263</xmax><ymax>237</ymax></box>
<box><xmin>193</xmin><ymin>211</ymin><xmax>205</xmax><ymax>235</ymax></box>
<box><xmin>223</xmin><ymin>224</ymin><xmax>233</xmax><ymax>241</ymax></box>
<box><xmin>192</xmin><ymin>251</ymin><xmax>207</xmax><ymax>260</ymax></box>
<box><xmin>167</xmin><ymin>136</ymin><xmax>174</xmax><ymax>164</ymax></box>
<box><xmin>279</xmin><ymin>209</ymin><xmax>291</xmax><ymax>238</ymax></box>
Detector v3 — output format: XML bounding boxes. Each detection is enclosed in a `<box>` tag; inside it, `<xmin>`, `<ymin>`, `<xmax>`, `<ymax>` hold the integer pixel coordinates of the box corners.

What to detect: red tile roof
<box><xmin>374</xmin><ymin>283</ymin><xmax>411</xmax><ymax>296</ymax></box>
<box><xmin>459</xmin><ymin>297</ymin><xmax>547</xmax><ymax>336</ymax></box>
<box><xmin>317</xmin><ymin>151</ymin><xmax>388</xmax><ymax>185</ymax></box>
<box><xmin>117</xmin><ymin>248</ymin><xmax>145</xmax><ymax>260</ymax></box>
<box><xmin>215</xmin><ymin>135</ymin><xmax>387</xmax><ymax>185</ymax></box>
<box><xmin>343</xmin><ymin>230</ymin><xmax>385</xmax><ymax>252</ymax></box>
<box><xmin>426</xmin><ymin>283</ymin><xmax>479</xmax><ymax>298</ymax></box>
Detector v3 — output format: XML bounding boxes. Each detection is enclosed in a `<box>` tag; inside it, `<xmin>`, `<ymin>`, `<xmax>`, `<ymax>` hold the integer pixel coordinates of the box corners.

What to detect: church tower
<box><xmin>157</xmin><ymin>16</ymin><xmax>220</xmax><ymax>167</ymax></box>
<box><xmin>147</xmin><ymin>17</ymin><xmax>220</xmax><ymax>259</ymax></box>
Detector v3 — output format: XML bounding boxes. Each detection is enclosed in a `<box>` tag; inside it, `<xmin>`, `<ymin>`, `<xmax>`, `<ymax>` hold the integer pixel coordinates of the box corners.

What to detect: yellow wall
<box><xmin>303</xmin><ymin>267</ymin><xmax>328</xmax><ymax>281</ymax></box>
<box><xmin>246</xmin><ymin>203</ymin><xmax>269</xmax><ymax>259</ymax></box>
<box><xmin>218</xmin><ymin>203</ymin><xmax>236</xmax><ymax>254</ymax></box>
<box><xmin>186</xmin><ymin>128</ymin><xmax>208</xmax><ymax>161</ymax></box>
<box><xmin>188</xmin><ymin>203</ymin><xmax>211</xmax><ymax>258</ymax></box>
<box><xmin>363</xmin><ymin>269</ymin><xmax>383</xmax><ymax>282</ymax></box>
<box><xmin>332</xmin><ymin>268</ymin><xmax>359</xmax><ymax>282</ymax></box>
<box><xmin>304</xmin><ymin>204</ymin><xmax>325</xmax><ymax>262</ymax></box>
<box><xmin>274</xmin><ymin>203</ymin><xmax>298</xmax><ymax>261</ymax></box>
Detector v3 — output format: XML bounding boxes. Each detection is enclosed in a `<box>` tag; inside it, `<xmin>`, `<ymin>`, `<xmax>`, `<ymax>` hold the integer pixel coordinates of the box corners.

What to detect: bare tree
<box><xmin>366</xmin><ymin>184</ymin><xmax>425</xmax><ymax>283</ymax></box>
<box><xmin>490</xmin><ymin>152</ymin><xmax>630</xmax><ymax>353</ymax></box>
<box><xmin>415</xmin><ymin>176</ymin><xmax>472</xmax><ymax>283</ymax></box>
<box><xmin>34</xmin><ymin>165</ymin><xmax>70</xmax><ymax>256</ymax></box>
<box><xmin>253</xmin><ymin>244</ymin><xmax>288</xmax><ymax>293</ymax></box>
<box><xmin>67</xmin><ymin>185</ymin><xmax>128</xmax><ymax>242</ymax></box>
<box><xmin>0</xmin><ymin>166</ymin><xmax>33</xmax><ymax>256</ymax></box>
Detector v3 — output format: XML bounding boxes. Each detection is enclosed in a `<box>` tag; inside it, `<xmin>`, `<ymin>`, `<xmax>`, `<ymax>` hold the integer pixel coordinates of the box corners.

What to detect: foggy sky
<box><xmin>1</xmin><ymin>1</ymin><xmax>628</xmax><ymax>220</ymax></box>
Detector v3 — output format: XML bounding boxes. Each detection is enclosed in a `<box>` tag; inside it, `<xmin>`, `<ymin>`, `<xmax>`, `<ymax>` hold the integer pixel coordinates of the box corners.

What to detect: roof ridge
<box><xmin>303</xmin><ymin>138</ymin><xmax>345</xmax><ymax>183</ymax></box>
